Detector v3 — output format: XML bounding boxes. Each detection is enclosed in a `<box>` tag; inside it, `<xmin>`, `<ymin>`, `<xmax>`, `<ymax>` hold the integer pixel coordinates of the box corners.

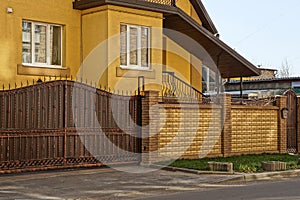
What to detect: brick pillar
<box><xmin>297</xmin><ymin>97</ymin><xmax>300</xmax><ymax>153</ymax></box>
<box><xmin>276</xmin><ymin>96</ymin><xmax>287</xmax><ymax>153</ymax></box>
<box><xmin>219</xmin><ymin>94</ymin><xmax>232</xmax><ymax>157</ymax></box>
<box><xmin>141</xmin><ymin>91</ymin><xmax>160</xmax><ymax>165</ymax></box>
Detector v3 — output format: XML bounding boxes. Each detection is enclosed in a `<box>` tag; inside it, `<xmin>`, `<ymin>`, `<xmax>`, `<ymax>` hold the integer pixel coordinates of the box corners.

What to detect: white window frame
<box><xmin>120</xmin><ymin>24</ymin><xmax>151</xmax><ymax>70</ymax></box>
<box><xmin>22</xmin><ymin>20</ymin><xmax>63</xmax><ymax>68</ymax></box>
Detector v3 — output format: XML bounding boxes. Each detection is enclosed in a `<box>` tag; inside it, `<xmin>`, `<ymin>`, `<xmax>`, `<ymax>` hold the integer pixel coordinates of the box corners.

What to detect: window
<box><xmin>22</xmin><ymin>21</ymin><xmax>62</xmax><ymax>67</ymax></box>
<box><xmin>120</xmin><ymin>24</ymin><xmax>150</xmax><ymax>70</ymax></box>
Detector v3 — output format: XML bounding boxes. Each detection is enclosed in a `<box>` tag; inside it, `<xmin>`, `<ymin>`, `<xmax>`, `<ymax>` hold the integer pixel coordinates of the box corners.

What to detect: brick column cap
<box><xmin>144</xmin><ymin>90</ymin><xmax>160</xmax><ymax>96</ymax></box>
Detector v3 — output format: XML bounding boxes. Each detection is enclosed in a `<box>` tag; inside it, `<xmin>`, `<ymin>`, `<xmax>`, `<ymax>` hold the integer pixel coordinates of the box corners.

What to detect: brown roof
<box><xmin>190</xmin><ymin>0</ymin><xmax>218</xmax><ymax>34</ymax></box>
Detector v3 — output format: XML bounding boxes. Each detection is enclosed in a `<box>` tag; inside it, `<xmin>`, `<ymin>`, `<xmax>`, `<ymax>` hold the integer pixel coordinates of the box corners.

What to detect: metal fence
<box><xmin>231</xmin><ymin>97</ymin><xmax>277</xmax><ymax>106</ymax></box>
<box><xmin>162</xmin><ymin>71</ymin><xmax>213</xmax><ymax>103</ymax></box>
<box><xmin>0</xmin><ymin>80</ymin><xmax>141</xmax><ymax>173</ymax></box>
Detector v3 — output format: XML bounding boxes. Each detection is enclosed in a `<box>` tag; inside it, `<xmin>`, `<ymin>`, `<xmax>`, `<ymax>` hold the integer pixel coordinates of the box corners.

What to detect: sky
<box><xmin>202</xmin><ymin>0</ymin><xmax>300</xmax><ymax>77</ymax></box>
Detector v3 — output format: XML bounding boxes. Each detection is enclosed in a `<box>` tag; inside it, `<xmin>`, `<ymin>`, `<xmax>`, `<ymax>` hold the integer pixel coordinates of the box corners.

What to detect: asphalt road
<box><xmin>141</xmin><ymin>177</ymin><xmax>300</xmax><ymax>200</ymax></box>
<box><xmin>0</xmin><ymin>166</ymin><xmax>299</xmax><ymax>200</ymax></box>
<box><xmin>0</xmin><ymin>166</ymin><xmax>241</xmax><ymax>200</ymax></box>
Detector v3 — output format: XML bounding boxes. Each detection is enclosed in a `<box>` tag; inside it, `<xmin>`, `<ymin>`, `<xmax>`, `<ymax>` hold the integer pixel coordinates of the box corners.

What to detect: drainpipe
<box><xmin>80</xmin><ymin>13</ymin><xmax>83</xmax><ymax>80</ymax></box>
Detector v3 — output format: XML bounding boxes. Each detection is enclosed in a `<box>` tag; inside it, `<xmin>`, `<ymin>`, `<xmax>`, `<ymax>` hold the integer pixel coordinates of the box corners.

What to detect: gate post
<box><xmin>140</xmin><ymin>90</ymin><xmax>160</xmax><ymax>165</ymax></box>
<box><xmin>276</xmin><ymin>96</ymin><xmax>287</xmax><ymax>153</ymax></box>
<box><xmin>297</xmin><ymin>96</ymin><xmax>300</xmax><ymax>153</ymax></box>
<box><xmin>219</xmin><ymin>94</ymin><xmax>232</xmax><ymax>157</ymax></box>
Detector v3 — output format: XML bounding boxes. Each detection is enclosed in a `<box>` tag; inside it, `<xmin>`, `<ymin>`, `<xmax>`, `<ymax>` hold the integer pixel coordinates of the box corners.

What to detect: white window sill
<box><xmin>22</xmin><ymin>63</ymin><xmax>66</xmax><ymax>69</ymax></box>
<box><xmin>17</xmin><ymin>64</ymin><xmax>70</xmax><ymax>77</ymax></box>
<box><xmin>120</xmin><ymin>65</ymin><xmax>151</xmax><ymax>72</ymax></box>
<box><xmin>116</xmin><ymin>67</ymin><xmax>155</xmax><ymax>79</ymax></box>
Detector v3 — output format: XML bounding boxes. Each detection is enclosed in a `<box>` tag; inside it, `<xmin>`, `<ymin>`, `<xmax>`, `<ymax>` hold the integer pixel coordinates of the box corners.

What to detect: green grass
<box><xmin>163</xmin><ymin>153</ymin><xmax>300</xmax><ymax>173</ymax></box>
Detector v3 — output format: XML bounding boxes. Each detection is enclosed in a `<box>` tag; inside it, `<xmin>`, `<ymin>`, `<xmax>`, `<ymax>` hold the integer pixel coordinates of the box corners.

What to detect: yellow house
<box><xmin>0</xmin><ymin>0</ymin><xmax>260</xmax><ymax>94</ymax></box>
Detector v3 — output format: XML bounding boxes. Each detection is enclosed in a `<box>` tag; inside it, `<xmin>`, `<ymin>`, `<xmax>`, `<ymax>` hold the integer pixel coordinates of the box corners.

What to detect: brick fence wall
<box><xmin>141</xmin><ymin>91</ymin><xmax>288</xmax><ymax>164</ymax></box>
<box><xmin>157</xmin><ymin>103</ymin><xmax>222</xmax><ymax>160</ymax></box>
<box><xmin>231</xmin><ymin>106</ymin><xmax>278</xmax><ymax>154</ymax></box>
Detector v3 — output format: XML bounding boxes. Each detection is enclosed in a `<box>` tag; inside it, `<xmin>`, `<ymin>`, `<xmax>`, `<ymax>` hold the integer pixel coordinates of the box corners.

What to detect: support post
<box><xmin>141</xmin><ymin>91</ymin><xmax>160</xmax><ymax>165</ymax></box>
<box><xmin>138</xmin><ymin>76</ymin><xmax>145</xmax><ymax>96</ymax></box>
<box><xmin>276</xmin><ymin>96</ymin><xmax>287</xmax><ymax>153</ymax></box>
<box><xmin>240</xmin><ymin>77</ymin><xmax>243</xmax><ymax>99</ymax></box>
<box><xmin>220</xmin><ymin>94</ymin><xmax>232</xmax><ymax>157</ymax></box>
<box><xmin>297</xmin><ymin>97</ymin><xmax>300</xmax><ymax>153</ymax></box>
<box><xmin>215</xmin><ymin>72</ymin><xmax>220</xmax><ymax>95</ymax></box>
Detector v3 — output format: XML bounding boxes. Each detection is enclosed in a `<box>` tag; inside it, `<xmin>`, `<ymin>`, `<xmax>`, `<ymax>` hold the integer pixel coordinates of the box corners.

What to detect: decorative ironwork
<box><xmin>231</xmin><ymin>97</ymin><xmax>277</xmax><ymax>106</ymax></box>
<box><xmin>162</xmin><ymin>71</ymin><xmax>211</xmax><ymax>103</ymax></box>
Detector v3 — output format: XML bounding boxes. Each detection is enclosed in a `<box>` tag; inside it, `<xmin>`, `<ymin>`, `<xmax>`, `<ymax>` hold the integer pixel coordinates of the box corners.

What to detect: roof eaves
<box><xmin>259</xmin><ymin>68</ymin><xmax>278</xmax><ymax>71</ymax></box>
<box><xmin>176</xmin><ymin>9</ymin><xmax>260</xmax><ymax>76</ymax></box>
<box><xmin>73</xmin><ymin>0</ymin><xmax>178</xmax><ymax>13</ymax></box>
<box><xmin>189</xmin><ymin>0</ymin><xmax>218</xmax><ymax>34</ymax></box>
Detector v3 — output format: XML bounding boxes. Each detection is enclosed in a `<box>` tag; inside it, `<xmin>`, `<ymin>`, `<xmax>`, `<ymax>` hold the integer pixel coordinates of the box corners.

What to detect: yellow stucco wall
<box><xmin>177</xmin><ymin>0</ymin><xmax>202</xmax><ymax>25</ymax></box>
<box><xmin>81</xmin><ymin>5</ymin><xmax>163</xmax><ymax>92</ymax></box>
<box><xmin>164</xmin><ymin>37</ymin><xmax>191</xmax><ymax>83</ymax></box>
<box><xmin>0</xmin><ymin>0</ymin><xmax>81</xmax><ymax>85</ymax></box>
<box><xmin>0</xmin><ymin>1</ymin><xmax>204</xmax><ymax>92</ymax></box>
<box><xmin>190</xmin><ymin>55</ymin><xmax>203</xmax><ymax>92</ymax></box>
<box><xmin>78</xmin><ymin>0</ymin><xmax>206</xmax><ymax>92</ymax></box>
<box><xmin>164</xmin><ymin>37</ymin><xmax>203</xmax><ymax>91</ymax></box>
<box><xmin>81</xmin><ymin>7</ymin><xmax>109</xmax><ymax>87</ymax></box>
<box><xmin>107</xmin><ymin>6</ymin><xmax>163</xmax><ymax>92</ymax></box>
<box><xmin>163</xmin><ymin>0</ymin><xmax>204</xmax><ymax>91</ymax></box>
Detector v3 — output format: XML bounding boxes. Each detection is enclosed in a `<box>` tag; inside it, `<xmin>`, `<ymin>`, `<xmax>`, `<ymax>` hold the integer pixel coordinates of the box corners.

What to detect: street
<box><xmin>142</xmin><ymin>177</ymin><xmax>300</xmax><ymax>200</ymax></box>
<box><xmin>0</xmin><ymin>166</ymin><xmax>299</xmax><ymax>199</ymax></box>
<box><xmin>0</xmin><ymin>166</ymin><xmax>240</xmax><ymax>200</ymax></box>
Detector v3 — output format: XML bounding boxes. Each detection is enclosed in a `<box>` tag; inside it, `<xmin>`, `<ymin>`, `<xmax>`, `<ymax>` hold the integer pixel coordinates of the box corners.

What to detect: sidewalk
<box><xmin>0</xmin><ymin>165</ymin><xmax>299</xmax><ymax>200</ymax></box>
<box><xmin>0</xmin><ymin>165</ymin><xmax>240</xmax><ymax>200</ymax></box>
<box><xmin>156</xmin><ymin>164</ymin><xmax>300</xmax><ymax>182</ymax></box>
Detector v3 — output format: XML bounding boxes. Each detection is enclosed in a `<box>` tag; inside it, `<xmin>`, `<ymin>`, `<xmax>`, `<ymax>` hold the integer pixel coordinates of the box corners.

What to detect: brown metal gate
<box><xmin>285</xmin><ymin>89</ymin><xmax>298</xmax><ymax>153</ymax></box>
<box><xmin>0</xmin><ymin>80</ymin><xmax>142</xmax><ymax>173</ymax></box>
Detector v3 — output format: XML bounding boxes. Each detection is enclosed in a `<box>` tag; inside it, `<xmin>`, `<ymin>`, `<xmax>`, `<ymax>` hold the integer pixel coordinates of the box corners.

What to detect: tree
<box><xmin>278</xmin><ymin>59</ymin><xmax>292</xmax><ymax>78</ymax></box>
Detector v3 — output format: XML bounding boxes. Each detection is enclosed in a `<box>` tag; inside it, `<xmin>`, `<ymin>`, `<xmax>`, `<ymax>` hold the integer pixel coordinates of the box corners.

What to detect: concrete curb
<box><xmin>236</xmin><ymin>169</ymin><xmax>300</xmax><ymax>182</ymax></box>
<box><xmin>150</xmin><ymin>164</ymin><xmax>300</xmax><ymax>183</ymax></box>
<box><xmin>150</xmin><ymin>164</ymin><xmax>235</xmax><ymax>175</ymax></box>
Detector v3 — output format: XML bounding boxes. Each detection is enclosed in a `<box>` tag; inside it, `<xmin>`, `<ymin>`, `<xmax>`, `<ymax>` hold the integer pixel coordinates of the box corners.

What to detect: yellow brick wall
<box><xmin>158</xmin><ymin>104</ymin><xmax>222</xmax><ymax>160</ymax></box>
<box><xmin>141</xmin><ymin>92</ymin><xmax>286</xmax><ymax>164</ymax></box>
<box><xmin>231</xmin><ymin>106</ymin><xmax>279</xmax><ymax>154</ymax></box>
<box><xmin>141</xmin><ymin>92</ymin><xmax>284</xmax><ymax>164</ymax></box>
<box><xmin>156</xmin><ymin>104</ymin><xmax>279</xmax><ymax>160</ymax></box>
